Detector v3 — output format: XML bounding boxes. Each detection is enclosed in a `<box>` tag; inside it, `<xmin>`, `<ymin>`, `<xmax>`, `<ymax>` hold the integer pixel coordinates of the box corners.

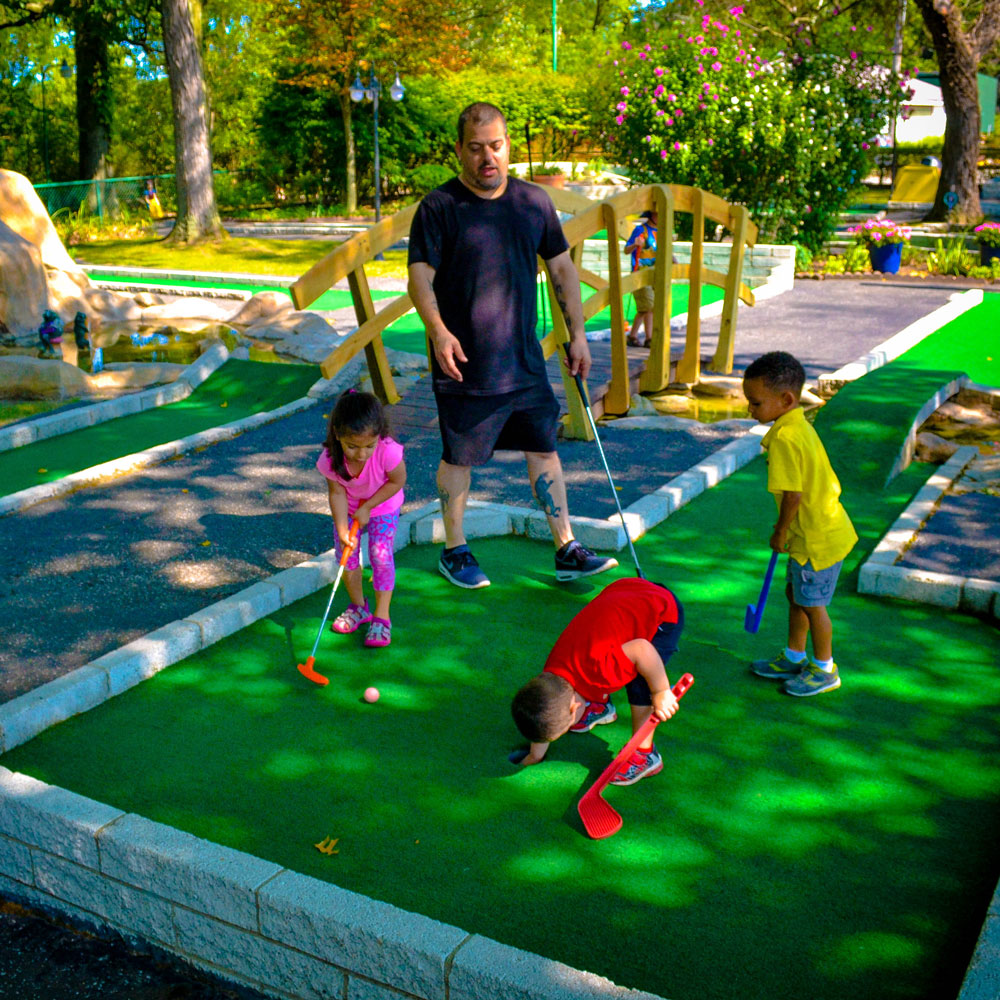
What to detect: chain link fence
<box><xmin>32</xmin><ymin>173</ymin><xmax>179</xmax><ymax>224</ymax></box>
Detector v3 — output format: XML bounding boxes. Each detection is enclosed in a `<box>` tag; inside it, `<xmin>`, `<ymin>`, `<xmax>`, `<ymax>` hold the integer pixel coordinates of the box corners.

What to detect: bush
<box><xmin>410</xmin><ymin>164</ymin><xmax>456</xmax><ymax>195</ymax></box>
<box><xmin>792</xmin><ymin>242</ymin><xmax>813</xmax><ymax>272</ymax></box>
<box><xmin>602</xmin><ymin>7</ymin><xmax>901</xmax><ymax>251</ymax></box>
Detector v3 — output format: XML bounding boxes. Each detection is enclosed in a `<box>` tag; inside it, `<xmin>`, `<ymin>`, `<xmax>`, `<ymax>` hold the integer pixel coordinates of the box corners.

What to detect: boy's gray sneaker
<box><xmin>751</xmin><ymin>650</ymin><xmax>806</xmax><ymax>680</ymax></box>
<box><xmin>784</xmin><ymin>662</ymin><xmax>841</xmax><ymax>697</ymax></box>
<box><xmin>438</xmin><ymin>545</ymin><xmax>490</xmax><ymax>589</ymax></box>
<box><xmin>555</xmin><ymin>540</ymin><xmax>618</xmax><ymax>582</ymax></box>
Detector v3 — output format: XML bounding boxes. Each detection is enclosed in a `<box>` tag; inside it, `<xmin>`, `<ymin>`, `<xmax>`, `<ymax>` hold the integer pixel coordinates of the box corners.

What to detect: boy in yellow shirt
<box><xmin>742</xmin><ymin>352</ymin><xmax>857</xmax><ymax>696</ymax></box>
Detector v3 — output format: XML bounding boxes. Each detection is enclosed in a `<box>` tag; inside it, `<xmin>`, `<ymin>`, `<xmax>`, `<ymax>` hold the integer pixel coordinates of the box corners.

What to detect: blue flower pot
<box><xmin>869</xmin><ymin>242</ymin><xmax>902</xmax><ymax>274</ymax></box>
<box><xmin>979</xmin><ymin>244</ymin><xmax>1000</xmax><ymax>267</ymax></box>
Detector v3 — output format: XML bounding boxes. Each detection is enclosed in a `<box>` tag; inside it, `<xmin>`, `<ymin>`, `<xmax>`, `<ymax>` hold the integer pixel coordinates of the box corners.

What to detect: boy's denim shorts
<box><xmin>787</xmin><ymin>557</ymin><xmax>843</xmax><ymax>607</ymax></box>
<box><xmin>625</xmin><ymin>596</ymin><xmax>685</xmax><ymax>707</ymax></box>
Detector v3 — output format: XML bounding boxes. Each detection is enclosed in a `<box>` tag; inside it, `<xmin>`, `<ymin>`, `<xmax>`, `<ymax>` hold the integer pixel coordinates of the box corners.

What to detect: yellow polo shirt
<box><xmin>762</xmin><ymin>407</ymin><xmax>857</xmax><ymax>570</ymax></box>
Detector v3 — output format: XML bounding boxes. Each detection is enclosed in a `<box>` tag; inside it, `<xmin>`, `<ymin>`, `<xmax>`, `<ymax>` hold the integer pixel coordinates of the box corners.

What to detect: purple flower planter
<box><xmin>869</xmin><ymin>242</ymin><xmax>902</xmax><ymax>274</ymax></box>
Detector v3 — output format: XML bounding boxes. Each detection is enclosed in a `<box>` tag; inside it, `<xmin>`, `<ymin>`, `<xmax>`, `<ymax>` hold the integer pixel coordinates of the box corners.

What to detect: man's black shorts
<box><xmin>435</xmin><ymin>381</ymin><xmax>560</xmax><ymax>466</ymax></box>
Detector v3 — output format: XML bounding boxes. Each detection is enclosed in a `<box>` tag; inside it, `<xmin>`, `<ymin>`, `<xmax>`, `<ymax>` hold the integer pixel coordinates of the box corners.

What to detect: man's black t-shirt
<box><xmin>408</xmin><ymin>176</ymin><xmax>569</xmax><ymax>396</ymax></box>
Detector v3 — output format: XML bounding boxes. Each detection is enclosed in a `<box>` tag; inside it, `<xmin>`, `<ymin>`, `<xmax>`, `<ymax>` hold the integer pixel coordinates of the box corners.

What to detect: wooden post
<box><xmin>710</xmin><ymin>204</ymin><xmax>750</xmax><ymax>374</ymax></box>
<box><xmin>602</xmin><ymin>200</ymin><xmax>631</xmax><ymax>415</ymax></box>
<box><xmin>675</xmin><ymin>187</ymin><xmax>704</xmax><ymax>385</ymax></box>
<box><xmin>639</xmin><ymin>184</ymin><xmax>675</xmax><ymax>394</ymax></box>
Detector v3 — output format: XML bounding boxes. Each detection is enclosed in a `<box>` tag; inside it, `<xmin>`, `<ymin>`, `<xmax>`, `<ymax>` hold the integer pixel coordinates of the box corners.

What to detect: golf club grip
<box><xmin>338</xmin><ymin>520</ymin><xmax>361</xmax><ymax>567</ymax></box>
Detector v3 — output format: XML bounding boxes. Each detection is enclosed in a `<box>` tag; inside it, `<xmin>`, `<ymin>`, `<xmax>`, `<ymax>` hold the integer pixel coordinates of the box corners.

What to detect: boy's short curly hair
<box><xmin>511</xmin><ymin>673</ymin><xmax>573</xmax><ymax>742</ymax></box>
<box><xmin>744</xmin><ymin>351</ymin><xmax>805</xmax><ymax>396</ymax></box>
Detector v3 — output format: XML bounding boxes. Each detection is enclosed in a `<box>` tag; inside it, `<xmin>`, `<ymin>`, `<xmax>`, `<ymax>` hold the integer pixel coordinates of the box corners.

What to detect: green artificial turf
<box><xmin>0</xmin><ymin>360</ymin><xmax>318</xmax><ymax>497</ymax></box>
<box><xmin>5</xmin><ymin>296</ymin><xmax>997</xmax><ymax>1000</ymax></box>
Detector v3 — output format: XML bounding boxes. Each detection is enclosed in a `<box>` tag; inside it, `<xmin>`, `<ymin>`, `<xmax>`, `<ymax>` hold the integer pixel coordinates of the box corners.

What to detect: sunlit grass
<box><xmin>70</xmin><ymin>236</ymin><xmax>409</xmax><ymax>281</ymax></box>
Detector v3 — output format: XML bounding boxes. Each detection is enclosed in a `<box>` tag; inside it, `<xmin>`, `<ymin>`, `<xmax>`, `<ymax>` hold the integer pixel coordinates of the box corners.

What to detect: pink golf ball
<box><xmin>364</xmin><ymin>686</ymin><xmax>380</xmax><ymax>703</ymax></box>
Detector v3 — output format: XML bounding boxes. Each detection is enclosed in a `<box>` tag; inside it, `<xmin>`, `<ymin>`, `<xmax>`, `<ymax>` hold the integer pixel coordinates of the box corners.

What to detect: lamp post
<box><xmin>39</xmin><ymin>58</ymin><xmax>73</xmax><ymax>183</ymax></box>
<box><xmin>350</xmin><ymin>66</ymin><xmax>404</xmax><ymax>257</ymax></box>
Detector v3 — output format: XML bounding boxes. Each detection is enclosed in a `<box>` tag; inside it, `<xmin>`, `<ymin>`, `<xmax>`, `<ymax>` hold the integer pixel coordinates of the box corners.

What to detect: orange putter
<box><xmin>297</xmin><ymin>520</ymin><xmax>360</xmax><ymax>686</ymax></box>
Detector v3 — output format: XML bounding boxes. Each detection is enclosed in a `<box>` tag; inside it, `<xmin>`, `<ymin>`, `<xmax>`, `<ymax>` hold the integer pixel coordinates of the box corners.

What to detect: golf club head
<box><xmin>578</xmin><ymin>788</ymin><xmax>624</xmax><ymax>840</ymax></box>
<box><xmin>297</xmin><ymin>656</ymin><xmax>329</xmax><ymax>686</ymax></box>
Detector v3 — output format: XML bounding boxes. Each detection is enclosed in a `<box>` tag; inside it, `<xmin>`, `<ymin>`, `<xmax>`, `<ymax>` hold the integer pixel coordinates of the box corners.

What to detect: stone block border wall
<box><xmin>0</xmin><ymin>340</ymin><xmax>231</xmax><ymax>454</ymax></box>
<box><xmin>0</xmin><ymin>357</ymin><xmax>366</xmax><ymax>518</ymax></box>
<box><xmin>858</xmin><ymin>444</ymin><xmax>1000</xmax><ymax>619</ymax></box>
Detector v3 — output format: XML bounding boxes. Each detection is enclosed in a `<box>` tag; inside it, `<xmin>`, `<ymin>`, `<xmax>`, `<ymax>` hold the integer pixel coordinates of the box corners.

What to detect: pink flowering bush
<box><xmin>602</xmin><ymin>6</ymin><xmax>901</xmax><ymax>249</ymax></box>
<box><xmin>974</xmin><ymin>222</ymin><xmax>1000</xmax><ymax>247</ymax></box>
<box><xmin>847</xmin><ymin>218</ymin><xmax>911</xmax><ymax>246</ymax></box>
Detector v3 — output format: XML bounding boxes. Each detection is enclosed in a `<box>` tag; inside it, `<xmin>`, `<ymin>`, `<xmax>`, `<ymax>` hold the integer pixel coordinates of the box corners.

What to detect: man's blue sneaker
<box><xmin>555</xmin><ymin>540</ymin><xmax>618</xmax><ymax>582</ymax></box>
<box><xmin>751</xmin><ymin>650</ymin><xmax>806</xmax><ymax>680</ymax></box>
<box><xmin>569</xmin><ymin>700</ymin><xmax>617</xmax><ymax>733</ymax></box>
<box><xmin>784</xmin><ymin>662</ymin><xmax>841</xmax><ymax>697</ymax></box>
<box><xmin>438</xmin><ymin>545</ymin><xmax>490</xmax><ymax>589</ymax></box>
<box><xmin>610</xmin><ymin>746</ymin><xmax>663</xmax><ymax>786</ymax></box>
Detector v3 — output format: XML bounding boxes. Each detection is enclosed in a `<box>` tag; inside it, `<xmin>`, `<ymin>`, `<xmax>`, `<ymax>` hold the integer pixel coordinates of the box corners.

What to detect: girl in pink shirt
<box><xmin>316</xmin><ymin>390</ymin><xmax>406</xmax><ymax>647</ymax></box>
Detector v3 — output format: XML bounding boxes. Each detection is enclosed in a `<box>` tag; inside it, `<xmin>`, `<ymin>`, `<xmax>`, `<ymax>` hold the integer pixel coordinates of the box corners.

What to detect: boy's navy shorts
<box><xmin>435</xmin><ymin>381</ymin><xmax>560</xmax><ymax>467</ymax></box>
<box><xmin>787</xmin><ymin>558</ymin><xmax>843</xmax><ymax>607</ymax></box>
<box><xmin>625</xmin><ymin>595</ymin><xmax>685</xmax><ymax>707</ymax></box>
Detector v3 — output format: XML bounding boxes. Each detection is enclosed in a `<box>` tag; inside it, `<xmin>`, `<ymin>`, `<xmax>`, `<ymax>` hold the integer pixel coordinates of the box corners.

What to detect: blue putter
<box><xmin>744</xmin><ymin>550</ymin><xmax>778</xmax><ymax>633</ymax></box>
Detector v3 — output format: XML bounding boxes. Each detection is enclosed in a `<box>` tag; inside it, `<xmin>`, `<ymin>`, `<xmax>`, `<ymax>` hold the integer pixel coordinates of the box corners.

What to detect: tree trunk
<box><xmin>73</xmin><ymin>8</ymin><xmax>113</xmax><ymax>185</ymax></box>
<box><xmin>340</xmin><ymin>91</ymin><xmax>357</xmax><ymax>215</ymax></box>
<box><xmin>161</xmin><ymin>0</ymin><xmax>225</xmax><ymax>243</ymax></box>
<box><xmin>915</xmin><ymin>0</ymin><xmax>1000</xmax><ymax>223</ymax></box>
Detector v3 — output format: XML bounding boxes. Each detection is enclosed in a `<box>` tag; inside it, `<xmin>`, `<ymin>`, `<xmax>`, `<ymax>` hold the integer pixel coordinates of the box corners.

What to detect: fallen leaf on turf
<box><xmin>220</xmin><ymin>401</ymin><xmax>228</xmax><ymax>407</ymax></box>
<box><xmin>37</xmin><ymin>468</ymin><xmax>47</xmax><ymax>474</ymax></box>
<box><xmin>315</xmin><ymin>836</ymin><xmax>340</xmax><ymax>855</ymax></box>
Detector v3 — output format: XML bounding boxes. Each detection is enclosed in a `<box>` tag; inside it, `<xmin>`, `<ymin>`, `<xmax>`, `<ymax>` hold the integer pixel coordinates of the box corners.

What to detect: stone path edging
<box><xmin>858</xmin><ymin>444</ymin><xmax>999</xmax><ymax>618</ymax></box>
<box><xmin>0</xmin><ymin>358</ymin><xmax>364</xmax><ymax>518</ymax></box>
<box><xmin>816</xmin><ymin>288</ymin><xmax>984</xmax><ymax>396</ymax></box>
<box><xmin>0</xmin><ymin>341</ymin><xmax>231</xmax><ymax>454</ymax></box>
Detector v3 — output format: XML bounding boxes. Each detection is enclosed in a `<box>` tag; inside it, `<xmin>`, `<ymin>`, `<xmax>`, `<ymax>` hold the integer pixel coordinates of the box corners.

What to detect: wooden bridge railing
<box><xmin>289</xmin><ymin>184</ymin><xmax>757</xmax><ymax>438</ymax></box>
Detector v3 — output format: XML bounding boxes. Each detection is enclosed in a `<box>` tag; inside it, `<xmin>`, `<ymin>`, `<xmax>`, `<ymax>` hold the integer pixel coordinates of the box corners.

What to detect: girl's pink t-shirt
<box><xmin>316</xmin><ymin>436</ymin><xmax>405</xmax><ymax>516</ymax></box>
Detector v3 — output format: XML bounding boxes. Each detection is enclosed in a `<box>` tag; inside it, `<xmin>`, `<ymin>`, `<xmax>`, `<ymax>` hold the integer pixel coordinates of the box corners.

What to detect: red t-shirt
<box><xmin>543</xmin><ymin>578</ymin><xmax>680</xmax><ymax>702</ymax></box>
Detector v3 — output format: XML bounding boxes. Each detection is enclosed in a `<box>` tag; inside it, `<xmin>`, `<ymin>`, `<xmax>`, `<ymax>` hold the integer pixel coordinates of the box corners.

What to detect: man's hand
<box><xmin>769</xmin><ymin>526</ymin><xmax>789</xmax><ymax>552</ymax></box>
<box><xmin>564</xmin><ymin>337</ymin><xmax>592</xmax><ymax>380</ymax></box>
<box><xmin>430</xmin><ymin>328</ymin><xmax>468</xmax><ymax>382</ymax></box>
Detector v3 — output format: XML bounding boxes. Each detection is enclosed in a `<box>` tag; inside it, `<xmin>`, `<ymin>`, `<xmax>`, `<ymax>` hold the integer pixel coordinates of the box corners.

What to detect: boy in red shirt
<box><xmin>511</xmin><ymin>578</ymin><xmax>685</xmax><ymax>785</ymax></box>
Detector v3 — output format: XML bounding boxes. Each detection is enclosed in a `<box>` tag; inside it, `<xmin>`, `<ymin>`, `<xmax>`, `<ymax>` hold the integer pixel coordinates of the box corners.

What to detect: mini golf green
<box><xmin>5</xmin><ymin>297</ymin><xmax>997</xmax><ymax>999</ymax></box>
<box><xmin>0</xmin><ymin>360</ymin><xmax>319</xmax><ymax>497</ymax></box>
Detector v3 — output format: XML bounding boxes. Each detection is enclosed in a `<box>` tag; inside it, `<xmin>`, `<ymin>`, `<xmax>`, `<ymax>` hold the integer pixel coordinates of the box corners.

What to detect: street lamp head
<box><xmin>350</xmin><ymin>73</ymin><xmax>365</xmax><ymax>103</ymax></box>
<box><xmin>390</xmin><ymin>72</ymin><xmax>405</xmax><ymax>102</ymax></box>
<box><xmin>59</xmin><ymin>59</ymin><xmax>72</xmax><ymax>78</ymax></box>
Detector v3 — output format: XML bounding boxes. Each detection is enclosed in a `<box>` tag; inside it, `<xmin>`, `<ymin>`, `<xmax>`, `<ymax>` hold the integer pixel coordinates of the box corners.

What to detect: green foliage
<box><xmin>927</xmin><ymin>237</ymin><xmax>975</xmax><ymax>276</ymax></box>
<box><xmin>791</xmin><ymin>242</ymin><xmax>813</xmax><ymax>271</ymax></box>
<box><xmin>844</xmin><ymin>243</ymin><xmax>871</xmax><ymax>272</ymax></box>
<box><xmin>410</xmin><ymin>163</ymin><xmax>454</xmax><ymax>195</ymax></box>
<box><xmin>602</xmin><ymin>5</ymin><xmax>901</xmax><ymax>251</ymax></box>
<box><xmin>967</xmin><ymin>258</ymin><xmax>1000</xmax><ymax>282</ymax></box>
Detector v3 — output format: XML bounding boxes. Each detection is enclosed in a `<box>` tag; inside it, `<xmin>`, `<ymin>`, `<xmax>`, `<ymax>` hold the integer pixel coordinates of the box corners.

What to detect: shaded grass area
<box><xmin>4</xmin><ymin>297</ymin><xmax>1000</xmax><ymax>1000</ymax></box>
<box><xmin>0</xmin><ymin>360</ymin><xmax>318</xmax><ymax>497</ymax></box>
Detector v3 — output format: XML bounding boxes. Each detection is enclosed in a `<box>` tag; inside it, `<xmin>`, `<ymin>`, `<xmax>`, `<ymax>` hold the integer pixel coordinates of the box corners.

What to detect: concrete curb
<box><xmin>858</xmin><ymin>444</ymin><xmax>999</xmax><ymax>618</ymax></box>
<box><xmin>0</xmin><ymin>358</ymin><xmax>364</xmax><ymax>518</ymax></box>
<box><xmin>816</xmin><ymin>288</ymin><xmax>984</xmax><ymax>396</ymax></box>
<box><xmin>0</xmin><ymin>341</ymin><xmax>230</xmax><ymax>454</ymax></box>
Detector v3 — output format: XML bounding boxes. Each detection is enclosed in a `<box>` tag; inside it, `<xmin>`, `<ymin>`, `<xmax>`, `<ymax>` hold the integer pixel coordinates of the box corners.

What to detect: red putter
<box><xmin>577</xmin><ymin>673</ymin><xmax>694</xmax><ymax>839</ymax></box>
<box><xmin>297</xmin><ymin>520</ymin><xmax>360</xmax><ymax>686</ymax></box>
